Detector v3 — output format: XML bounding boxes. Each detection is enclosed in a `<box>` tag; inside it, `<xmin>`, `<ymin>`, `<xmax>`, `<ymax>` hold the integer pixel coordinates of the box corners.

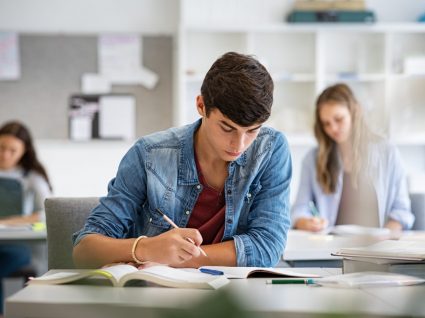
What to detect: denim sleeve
<box><xmin>233</xmin><ymin>133</ymin><xmax>292</xmax><ymax>267</ymax></box>
<box><xmin>72</xmin><ymin>142</ymin><xmax>148</xmax><ymax>245</ymax></box>
<box><xmin>387</xmin><ymin>146</ymin><xmax>415</xmax><ymax>229</ymax></box>
<box><xmin>291</xmin><ymin>149</ymin><xmax>316</xmax><ymax>224</ymax></box>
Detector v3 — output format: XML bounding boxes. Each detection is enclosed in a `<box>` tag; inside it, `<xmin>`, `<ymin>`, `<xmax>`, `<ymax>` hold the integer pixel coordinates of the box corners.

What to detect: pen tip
<box><xmin>156</xmin><ymin>208</ymin><xmax>165</xmax><ymax>216</ymax></box>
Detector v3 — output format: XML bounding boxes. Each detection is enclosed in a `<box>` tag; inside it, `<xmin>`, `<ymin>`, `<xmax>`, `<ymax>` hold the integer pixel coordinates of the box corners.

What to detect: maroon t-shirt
<box><xmin>186</xmin><ymin>155</ymin><xmax>225</xmax><ymax>244</ymax></box>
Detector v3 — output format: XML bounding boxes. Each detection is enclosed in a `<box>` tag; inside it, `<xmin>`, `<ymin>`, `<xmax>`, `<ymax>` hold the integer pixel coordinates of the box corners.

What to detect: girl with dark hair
<box><xmin>0</xmin><ymin>120</ymin><xmax>52</xmax><ymax>315</ymax></box>
<box><xmin>291</xmin><ymin>83</ymin><xmax>414</xmax><ymax>232</ymax></box>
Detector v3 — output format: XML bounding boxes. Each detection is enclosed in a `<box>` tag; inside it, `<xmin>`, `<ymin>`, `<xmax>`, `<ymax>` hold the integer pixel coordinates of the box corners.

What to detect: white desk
<box><xmin>282</xmin><ymin>230</ymin><xmax>414</xmax><ymax>267</ymax></box>
<box><xmin>0</xmin><ymin>227</ymin><xmax>46</xmax><ymax>244</ymax></box>
<box><xmin>5</xmin><ymin>268</ymin><xmax>425</xmax><ymax>318</ymax></box>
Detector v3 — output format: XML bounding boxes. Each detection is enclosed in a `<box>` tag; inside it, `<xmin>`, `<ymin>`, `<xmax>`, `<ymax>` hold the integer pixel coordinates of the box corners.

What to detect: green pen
<box><xmin>266</xmin><ymin>278</ymin><xmax>316</xmax><ymax>285</ymax></box>
<box><xmin>308</xmin><ymin>201</ymin><xmax>320</xmax><ymax>218</ymax></box>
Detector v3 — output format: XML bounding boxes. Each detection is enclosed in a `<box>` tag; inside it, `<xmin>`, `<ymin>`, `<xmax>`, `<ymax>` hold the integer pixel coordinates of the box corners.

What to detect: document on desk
<box><xmin>314</xmin><ymin>271</ymin><xmax>425</xmax><ymax>288</ymax></box>
<box><xmin>198</xmin><ymin>266</ymin><xmax>321</xmax><ymax>279</ymax></box>
<box><xmin>327</xmin><ymin>225</ymin><xmax>391</xmax><ymax>238</ymax></box>
<box><xmin>0</xmin><ymin>224</ymin><xmax>32</xmax><ymax>231</ymax></box>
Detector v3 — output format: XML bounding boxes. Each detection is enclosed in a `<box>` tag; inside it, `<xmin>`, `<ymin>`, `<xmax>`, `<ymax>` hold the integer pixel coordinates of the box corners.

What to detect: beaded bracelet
<box><xmin>131</xmin><ymin>235</ymin><xmax>148</xmax><ymax>264</ymax></box>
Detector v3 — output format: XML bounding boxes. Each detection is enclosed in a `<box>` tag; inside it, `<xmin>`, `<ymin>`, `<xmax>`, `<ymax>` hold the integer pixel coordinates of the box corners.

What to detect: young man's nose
<box><xmin>230</xmin><ymin>134</ymin><xmax>245</xmax><ymax>152</ymax></box>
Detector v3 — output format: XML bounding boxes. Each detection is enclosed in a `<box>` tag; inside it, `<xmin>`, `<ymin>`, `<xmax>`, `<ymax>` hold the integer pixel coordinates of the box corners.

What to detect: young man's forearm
<box><xmin>175</xmin><ymin>240</ymin><xmax>237</xmax><ymax>268</ymax></box>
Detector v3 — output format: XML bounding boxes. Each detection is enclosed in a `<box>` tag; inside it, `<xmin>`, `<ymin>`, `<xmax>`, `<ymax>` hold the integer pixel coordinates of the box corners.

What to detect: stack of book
<box><xmin>287</xmin><ymin>0</ymin><xmax>375</xmax><ymax>23</ymax></box>
<box><xmin>333</xmin><ymin>240</ymin><xmax>425</xmax><ymax>278</ymax></box>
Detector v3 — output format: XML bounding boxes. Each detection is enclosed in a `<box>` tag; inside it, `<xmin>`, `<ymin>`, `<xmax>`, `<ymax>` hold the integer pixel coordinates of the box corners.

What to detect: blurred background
<box><xmin>1</xmin><ymin>0</ymin><xmax>425</xmax><ymax>202</ymax></box>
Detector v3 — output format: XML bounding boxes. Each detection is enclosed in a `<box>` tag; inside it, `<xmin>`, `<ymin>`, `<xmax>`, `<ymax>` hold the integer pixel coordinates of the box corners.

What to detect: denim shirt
<box><xmin>291</xmin><ymin>142</ymin><xmax>414</xmax><ymax>230</ymax></box>
<box><xmin>73</xmin><ymin>120</ymin><xmax>292</xmax><ymax>267</ymax></box>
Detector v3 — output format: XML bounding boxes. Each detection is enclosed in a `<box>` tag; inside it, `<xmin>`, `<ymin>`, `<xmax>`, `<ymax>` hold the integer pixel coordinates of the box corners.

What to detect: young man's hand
<box><xmin>294</xmin><ymin>217</ymin><xmax>328</xmax><ymax>232</ymax></box>
<box><xmin>136</xmin><ymin>228</ymin><xmax>203</xmax><ymax>265</ymax></box>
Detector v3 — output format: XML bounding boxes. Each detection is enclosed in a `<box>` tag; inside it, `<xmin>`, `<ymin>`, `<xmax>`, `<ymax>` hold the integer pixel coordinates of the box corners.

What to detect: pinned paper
<box><xmin>98</xmin><ymin>34</ymin><xmax>158</xmax><ymax>89</ymax></box>
<box><xmin>81</xmin><ymin>73</ymin><xmax>111</xmax><ymax>94</ymax></box>
<box><xmin>98</xmin><ymin>95</ymin><xmax>135</xmax><ymax>140</ymax></box>
<box><xmin>0</xmin><ymin>32</ymin><xmax>20</xmax><ymax>80</ymax></box>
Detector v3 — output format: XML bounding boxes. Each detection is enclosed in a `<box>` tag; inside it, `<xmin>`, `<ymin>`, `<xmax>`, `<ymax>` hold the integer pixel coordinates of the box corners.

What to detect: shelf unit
<box><xmin>175</xmin><ymin>23</ymin><xmax>425</xmax><ymax>146</ymax></box>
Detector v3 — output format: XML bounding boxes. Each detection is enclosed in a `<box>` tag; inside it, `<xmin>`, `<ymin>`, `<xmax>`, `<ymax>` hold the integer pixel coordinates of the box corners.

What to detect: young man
<box><xmin>73</xmin><ymin>52</ymin><xmax>292</xmax><ymax>269</ymax></box>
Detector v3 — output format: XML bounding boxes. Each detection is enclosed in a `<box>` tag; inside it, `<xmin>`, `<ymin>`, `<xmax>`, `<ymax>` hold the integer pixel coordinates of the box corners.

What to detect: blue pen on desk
<box><xmin>199</xmin><ymin>268</ymin><xmax>224</xmax><ymax>276</ymax></box>
<box><xmin>308</xmin><ymin>201</ymin><xmax>320</xmax><ymax>218</ymax></box>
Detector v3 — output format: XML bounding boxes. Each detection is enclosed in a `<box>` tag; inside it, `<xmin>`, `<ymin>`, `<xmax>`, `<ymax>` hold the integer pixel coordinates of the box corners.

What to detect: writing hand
<box><xmin>135</xmin><ymin>228</ymin><xmax>203</xmax><ymax>265</ymax></box>
<box><xmin>295</xmin><ymin>217</ymin><xmax>328</xmax><ymax>232</ymax></box>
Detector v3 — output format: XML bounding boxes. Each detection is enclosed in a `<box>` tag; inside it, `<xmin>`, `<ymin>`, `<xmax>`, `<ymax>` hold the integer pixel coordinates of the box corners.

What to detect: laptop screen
<box><xmin>0</xmin><ymin>177</ymin><xmax>23</xmax><ymax>217</ymax></box>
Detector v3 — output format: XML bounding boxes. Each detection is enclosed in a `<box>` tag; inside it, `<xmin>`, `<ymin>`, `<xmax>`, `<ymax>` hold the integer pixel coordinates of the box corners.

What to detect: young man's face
<box><xmin>197</xmin><ymin>96</ymin><xmax>262</xmax><ymax>162</ymax></box>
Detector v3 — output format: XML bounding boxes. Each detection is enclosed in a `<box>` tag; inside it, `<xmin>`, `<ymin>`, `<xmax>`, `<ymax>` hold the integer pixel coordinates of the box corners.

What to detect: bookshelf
<box><xmin>175</xmin><ymin>23</ymin><xmax>425</xmax><ymax>146</ymax></box>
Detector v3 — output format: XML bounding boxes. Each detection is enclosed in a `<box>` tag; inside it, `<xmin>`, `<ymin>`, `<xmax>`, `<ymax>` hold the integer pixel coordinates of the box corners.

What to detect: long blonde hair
<box><xmin>314</xmin><ymin>83</ymin><xmax>372</xmax><ymax>194</ymax></box>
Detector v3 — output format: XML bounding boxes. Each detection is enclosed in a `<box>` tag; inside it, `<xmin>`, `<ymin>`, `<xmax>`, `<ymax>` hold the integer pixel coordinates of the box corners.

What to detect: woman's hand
<box><xmin>294</xmin><ymin>217</ymin><xmax>328</xmax><ymax>232</ymax></box>
<box><xmin>384</xmin><ymin>219</ymin><xmax>403</xmax><ymax>231</ymax></box>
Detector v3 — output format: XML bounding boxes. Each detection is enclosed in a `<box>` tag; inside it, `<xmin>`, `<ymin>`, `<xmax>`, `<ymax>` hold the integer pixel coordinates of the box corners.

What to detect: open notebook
<box><xmin>198</xmin><ymin>266</ymin><xmax>321</xmax><ymax>279</ymax></box>
<box><xmin>28</xmin><ymin>264</ymin><xmax>229</xmax><ymax>290</ymax></box>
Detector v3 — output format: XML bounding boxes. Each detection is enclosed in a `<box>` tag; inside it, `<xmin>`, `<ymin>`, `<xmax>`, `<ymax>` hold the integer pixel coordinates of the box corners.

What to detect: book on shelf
<box><xmin>342</xmin><ymin>257</ymin><xmax>425</xmax><ymax>278</ymax></box>
<box><xmin>28</xmin><ymin>264</ymin><xmax>229</xmax><ymax>290</ymax></box>
<box><xmin>333</xmin><ymin>240</ymin><xmax>425</xmax><ymax>261</ymax></box>
<box><xmin>314</xmin><ymin>271</ymin><xmax>425</xmax><ymax>288</ymax></box>
<box><xmin>294</xmin><ymin>0</ymin><xmax>366</xmax><ymax>11</ymax></box>
<box><xmin>198</xmin><ymin>266</ymin><xmax>321</xmax><ymax>279</ymax></box>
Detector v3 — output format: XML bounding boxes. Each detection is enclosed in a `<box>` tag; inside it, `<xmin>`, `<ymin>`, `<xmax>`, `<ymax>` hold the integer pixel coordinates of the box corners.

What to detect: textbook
<box><xmin>198</xmin><ymin>266</ymin><xmax>321</xmax><ymax>279</ymax></box>
<box><xmin>333</xmin><ymin>240</ymin><xmax>425</xmax><ymax>261</ymax></box>
<box><xmin>28</xmin><ymin>264</ymin><xmax>229</xmax><ymax>290</ymax></box>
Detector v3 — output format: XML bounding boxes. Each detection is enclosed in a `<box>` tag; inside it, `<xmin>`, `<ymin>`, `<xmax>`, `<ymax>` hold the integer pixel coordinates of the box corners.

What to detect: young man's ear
<box><xmin>196</xmin><ymin>95</ymin><xmax>206</xmax><ymax>117</ymax></box>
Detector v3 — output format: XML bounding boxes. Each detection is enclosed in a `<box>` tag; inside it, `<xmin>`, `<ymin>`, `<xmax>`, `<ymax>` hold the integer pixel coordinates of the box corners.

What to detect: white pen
<box><xmin>156</xmin><ymin>208</ymin><xmax>208</xmax><ymax>257</ymax></box>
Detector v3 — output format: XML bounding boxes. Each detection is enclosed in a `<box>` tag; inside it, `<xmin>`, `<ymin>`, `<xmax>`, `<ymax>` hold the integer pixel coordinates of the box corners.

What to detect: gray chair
<box><xmin>410</xmin><ymin>193</ymin><xmax>425</xmax><ymax>230</ymax></box>
<box><xmin>45</xmin><ymin>197</ymin><xmax>99</xmax><ymax>269</ymax></box>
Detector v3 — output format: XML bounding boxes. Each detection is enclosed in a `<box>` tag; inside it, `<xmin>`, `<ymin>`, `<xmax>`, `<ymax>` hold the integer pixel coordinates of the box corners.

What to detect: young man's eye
<box><xmin>221</xmin><ymin>126</ymin><xmax>233</xmax><ymax>133</ymax></box>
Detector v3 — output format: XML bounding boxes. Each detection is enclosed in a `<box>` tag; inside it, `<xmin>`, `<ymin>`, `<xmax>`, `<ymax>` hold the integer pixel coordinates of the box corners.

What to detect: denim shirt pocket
<box><xmin>237</xmin><ymin>183</ymin><xmax>263</xmax><ymax>233</ymax></box>
<box><xmin>142</xmin><ymin>206</ymin><xmax>172</xmax><ymax>237</ymax></box>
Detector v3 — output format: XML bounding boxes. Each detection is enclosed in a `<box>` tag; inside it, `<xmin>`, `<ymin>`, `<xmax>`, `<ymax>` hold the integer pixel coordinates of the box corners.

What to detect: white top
<box><xmin>0</xmin><ymin>167</ymin><xmax>51</xmax><ymax>219</ymax></box>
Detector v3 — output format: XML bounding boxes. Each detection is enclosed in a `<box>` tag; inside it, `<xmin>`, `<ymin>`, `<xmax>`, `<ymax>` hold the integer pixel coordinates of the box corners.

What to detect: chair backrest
<box><xmin>0</xmin><ymin>177</ymin><xmax>23</xmax><ymax>217</ymax></box>
<box><xmin>410</xmin><ymin>192</ymin><xmax>425</xmax><ymax>230</ymax></box>
<box><xmin>45</xmin><ymin>197</ymin><xmax>99</xmax><ymax>269</ymax></box>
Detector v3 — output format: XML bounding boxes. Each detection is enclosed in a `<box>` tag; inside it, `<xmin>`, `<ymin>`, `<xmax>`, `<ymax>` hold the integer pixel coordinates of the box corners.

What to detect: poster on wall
<box><xmin>97</xmin><ymin>34</ymin><xmax>158</xmax><ymax>89</ymax></box>
<box><xmin>0</xmin><ymin>32</ymin><xmax>20</xmax><ymax>80</ymax></box>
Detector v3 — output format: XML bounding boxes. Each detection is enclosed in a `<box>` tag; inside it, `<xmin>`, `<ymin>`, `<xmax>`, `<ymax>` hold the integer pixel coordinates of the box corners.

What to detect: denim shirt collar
<box><xmin>177</xmin><ymin>119</ymin><xmax>247</xmax><ymax>186</ymax></box>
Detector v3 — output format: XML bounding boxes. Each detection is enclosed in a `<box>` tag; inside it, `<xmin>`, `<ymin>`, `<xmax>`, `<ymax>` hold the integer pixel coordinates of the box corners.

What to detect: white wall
<box><xmin>0</xmin><ymin>0</ymin><xmax>178</xmax><ymax>34</ymax></box>
<box><xmin>36</xmin><ymin>140</ymin><xmax>133</xmax><ymax>197</ymax></box>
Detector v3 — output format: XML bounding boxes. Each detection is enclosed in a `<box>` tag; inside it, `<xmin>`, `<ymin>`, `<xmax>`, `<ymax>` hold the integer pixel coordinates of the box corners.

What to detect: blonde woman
<box><xmin>292</xmin><ymin>83</ymin><xmax>414</xmax><ymax>232</ymax></box>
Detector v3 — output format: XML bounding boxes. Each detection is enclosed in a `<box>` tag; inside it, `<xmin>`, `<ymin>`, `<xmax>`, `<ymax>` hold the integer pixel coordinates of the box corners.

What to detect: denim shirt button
<box><xmin>227</xmin><ymin>219</ymin><xmax>233</xmax><ymax>224</ymax></box>
<box><xmin>185</xmin><ymin>210</ymin><xmax>190</xmax><ymax>215</ymax></box>
<box><xmin>247</xmin><ymin>193</ymin><xmax>252</xmax><ymax>198</ymax></box>
<box><xmin>149</xmin><ymin>217</ymin><xmax>152</xmax><ymax>222</ymax></box>
<box><xmin>227</xmin><ymin>189</ymin><xmax>232</xmax><ymax>195</ymax></box>
<box><xmin>196</xmin><ymin>184</ymin><xmax>201</xmax><ymax>190</ymax></box>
